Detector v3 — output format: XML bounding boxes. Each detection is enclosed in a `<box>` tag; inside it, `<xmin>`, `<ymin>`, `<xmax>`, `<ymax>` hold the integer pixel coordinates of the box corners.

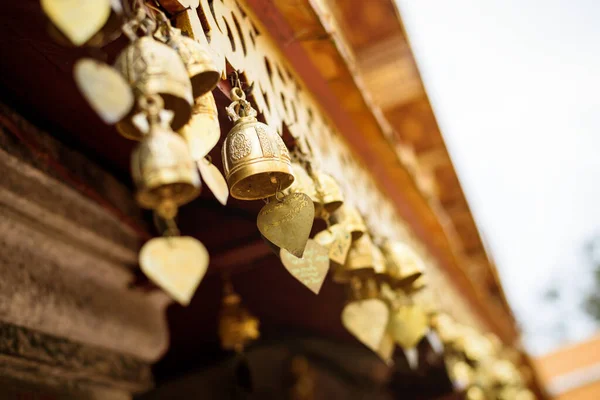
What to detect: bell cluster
<box><xmin>40</xmin><ymin>2</ymin><xmax>536</xmax><ymax>397</ymax></box>
<box><xmin>433</xmin><ymin>314</ymin><xmax>537</xmax><ymax>400</ymax></box>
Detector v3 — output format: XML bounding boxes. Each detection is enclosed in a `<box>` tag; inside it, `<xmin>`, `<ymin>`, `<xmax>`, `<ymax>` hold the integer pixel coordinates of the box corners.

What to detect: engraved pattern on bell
<box><xmin>131</xmin><ymin>123</ymin><xmax>200</xmax><ymax>212</ymax></box>
<box><xmin>222</xmin><ymin>116</ymin><xmax>294</xmax><ymax>200</ymax></box>
<box><xmin>256</xmin><ymin>126</ymin><xmax>274</xmax><ymax>157</ymax></box>
<box><xmin>229</xmin><ymin>132</ymin><xmax>252</xmax><ymax>161</ymax></box>
<box><xmin>115</xmin><ymin>36</ymin><xmax>193</xmax><ymax>140</ymax></box>
<box><xmin>167</xmin><ymin>29</ymin><xmax>220</xmax><ymax>98</ymax></box>
<box><xmin>274</xmin><ymin>134</ymin><xmax>289</xmax><ymax>158</ymax></box>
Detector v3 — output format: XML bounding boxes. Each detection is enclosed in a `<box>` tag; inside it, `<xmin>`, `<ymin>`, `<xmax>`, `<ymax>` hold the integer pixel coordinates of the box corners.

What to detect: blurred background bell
<box><xmin>372</xmin><ymin>244</ymin><xmax>388</xmax><ymax>280</ymax></box>
<box><xmin>115</xmin><ymin>36</ymin><xmax>193</xmax><ymax>140</ymax></box>
<box><xmin>166</xmin><ymin>28</ymin><xmax>221</xmax><ymax>98</ymax></box>
<box><xmin>219</xmin><ymin>282</ymin><xmax>260</xmax><ymax>352</ymax></box>
<box><xmin>333</xmin><ymin>234</ymin><xmax>376</xmax><ymax>283</ymax></box>
<box><xmin>381</xmin><ymin>240</ymin><xmax>425</xmax><ymax>288</ymax></box>
<box><xmin>284</xmin><ymin>162</ymin><xmax>320</xmax><ymax>213</ymax></box>
<box><xmin>312</xmin><ymin>171</ymin><xmax>344</xmax><ymax>217</ymax></box>
<box><xmin>131</xmin><ymin>121</ymin><xmax>200</xmax><ymax>219</ymax></box>
<box><xmin>330</xmin><ymin>204</ymin><xmax>367</xmax><ymax>240</ymax></box>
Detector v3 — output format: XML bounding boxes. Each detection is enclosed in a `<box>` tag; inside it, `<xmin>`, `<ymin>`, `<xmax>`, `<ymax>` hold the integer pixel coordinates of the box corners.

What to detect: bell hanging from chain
<box><xmin>115</xmin><ymin>14</ymin><xmax>193</xmax><ymax>140</ymax></box>
<box><xmin>381</xmin><ymin>240</ymin><xmax>425</xmax><ymax>288</ymax></box>
<box><xmin>130</xmin><ymin>95</ymin><xmax>200</xmax><ymax>220</ymax></box>
<box><xmin>164</xmin><ymin>26</ymin><xmax>221</xmax><ymax>98</ymax></box>
<box><xmin>330</xmin><ymin>204</ymin><xmax>367</xmax><ymax>240</ymax></box>
<box><xmin>222</xmin><ymin>86</ymin><xmax>294</xmax><ymax>200</ymax></box>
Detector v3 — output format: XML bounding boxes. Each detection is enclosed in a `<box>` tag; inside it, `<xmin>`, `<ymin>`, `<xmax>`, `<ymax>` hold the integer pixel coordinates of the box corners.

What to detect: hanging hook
<box><xmin>229</xmin><ymin>70</ymin><xmax>242</xmax><ymax>90</ymax></box>
<box><xmin>228</xmin><ymin>70</ymin><xmax>255</xmax><ymax>97</ymax></box>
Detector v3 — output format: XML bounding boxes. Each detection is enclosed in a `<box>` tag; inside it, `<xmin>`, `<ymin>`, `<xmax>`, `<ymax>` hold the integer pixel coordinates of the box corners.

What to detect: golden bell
<box><xmin>131</xmin><ymin>120</ymin><xmax>200</xmax><ymax>218</ymax></box>
<box><xmin>222</xmin><ymin>88</ymin><xmax>294</xmax><ymax>200</ymax></box>
<box><xmin>312</xmin><ymin>171</ymin><xmax>344</xmax><ymax>216</ymax></box>
<box><xmin>284</xmin><ymin>162</ymin><xmax>320</xmax><ymax>211</ymax></box>
<box><xmin>381</xmin><ymin>240</ymin><xmax>425</xmax><ymax>288</ymax></box>
<box><xmin>333</xmin><ymin>234</ymin><xmax>376</xmax><ymax>283</ymax></box>
<box><xmin>166</xmin><ymin>28</ymin><xmax>221</xmax><ymax>98</ymax></box>
<box><xmin>115</xmin><ymin>36</ymin><xmax>193</xmax><ymax>140</ymax></box>
<box><xmin>330</xmin><ymin>204</ymin><xmax>367</xmax><ymax>240</ymax></box>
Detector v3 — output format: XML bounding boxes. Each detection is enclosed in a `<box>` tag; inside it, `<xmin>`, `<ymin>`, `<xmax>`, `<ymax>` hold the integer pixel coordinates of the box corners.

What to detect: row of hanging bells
<box><xmin>56</xmin><ymin>1</ymin><xmax>437</xmax><ymax>367</ymax></box>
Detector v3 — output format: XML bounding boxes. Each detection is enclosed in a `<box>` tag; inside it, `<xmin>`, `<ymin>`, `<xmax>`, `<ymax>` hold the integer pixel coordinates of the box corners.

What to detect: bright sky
<box><xmin>397</xmin><ymin>0</ymin><xmax>600</xmax><ymax>355</ymax></box>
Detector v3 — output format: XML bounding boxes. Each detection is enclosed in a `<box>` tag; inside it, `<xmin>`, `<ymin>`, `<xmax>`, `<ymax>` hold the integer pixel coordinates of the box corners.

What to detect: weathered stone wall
<box><xmin>0</xmin><ymin>103</ymin><xmax>170</xmax><ymax>398</ymax></box>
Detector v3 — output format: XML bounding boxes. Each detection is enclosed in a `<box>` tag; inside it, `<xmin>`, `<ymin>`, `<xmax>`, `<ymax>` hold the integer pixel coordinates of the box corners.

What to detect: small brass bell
<box><xmin>115</xmin><ymin>20</ymin><xmax>193</xmax><ymax>140</ymax></box>
<box><xmin>333</xmin><ymin>234</ymin><xmax>376</xmax><ymax>283</ymax></box>
<box><xmin>131</xmin><ymin>97</ymin><xmax>200</xmax><ymax>219</ymax></box>
<box><xmin>330</xmin><ymin>204</ymin><xmax>367</xmax><ymax>240</ymax></box>
<box><xmin>381</xmin><ymin>240</ymin><xmax>425</xmax><ymax>288</ymax></box>
<box><xmin>312</xmin><ymin>171</ymin><xmax>344</xmax><ymax>216</ymax></box>
<box><xmin>222</xmin><ymin>87</ymin><xmax>294</xmax><ymax>200</ymax></box>
<box><xmin>166</xmin><ymin>28</ymin><xmax>221</xmax><ymax>98</ymax></box>
<box><xmin>284</xmin><ymin>162</ymin><xmax>320</xmax><ymax>210</ymax></box>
